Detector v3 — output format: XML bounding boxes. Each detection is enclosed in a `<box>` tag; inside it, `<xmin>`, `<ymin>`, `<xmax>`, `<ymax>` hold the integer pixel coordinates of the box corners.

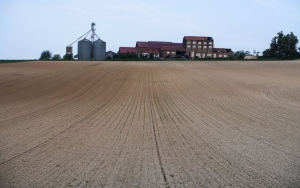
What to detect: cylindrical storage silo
<box><xmin>93</xmin><ymin>39</ymin><xmax>106</xmax><ymax>60</ymax></box>
<box><xmin>78</xmin><ymin>38</ymin><xmax>92</xmax><ymax>60</ymax></box>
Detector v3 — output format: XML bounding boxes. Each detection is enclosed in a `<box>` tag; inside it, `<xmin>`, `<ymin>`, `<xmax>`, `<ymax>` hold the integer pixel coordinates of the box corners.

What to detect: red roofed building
<box><xmin>117</xmin><ymin>36</ymin><xmax>232</xmax><ymax>59</ymax></box>
<box><xmin>136</xmin><ymin>41</ymin><xmax>183</xmax><ymax>57</ymax></box>
<box><xmin>118</xmin><ymin>47</ymin><xmax>137</xmax><ymax>54</ymax></box>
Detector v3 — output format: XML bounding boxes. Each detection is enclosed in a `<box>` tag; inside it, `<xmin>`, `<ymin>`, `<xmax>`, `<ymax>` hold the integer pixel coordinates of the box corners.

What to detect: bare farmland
<box><xmin>0</xmin><ymin>60</ymin><xmax>300</xmax><ymax>187</ymax></box>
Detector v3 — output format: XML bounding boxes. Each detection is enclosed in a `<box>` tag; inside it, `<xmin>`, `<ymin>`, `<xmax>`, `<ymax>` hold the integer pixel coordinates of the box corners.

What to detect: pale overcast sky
<box><xmin>0</xmin><ymin>0</ymin><xmax>299</xmax><ymax>59</ymax></box>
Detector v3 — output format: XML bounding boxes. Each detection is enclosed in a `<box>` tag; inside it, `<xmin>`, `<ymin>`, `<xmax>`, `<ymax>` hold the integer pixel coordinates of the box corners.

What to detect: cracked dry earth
<box><xmin>0</xmin><ymin>60</ymin><xmax>300</xmax><ymax>187</ymax></box>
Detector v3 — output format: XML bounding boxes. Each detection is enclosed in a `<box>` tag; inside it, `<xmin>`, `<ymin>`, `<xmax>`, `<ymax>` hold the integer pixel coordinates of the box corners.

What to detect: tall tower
<box><xmin>91</xmin><ymin>22</ymin><xmax>96</xmax><ymax>42</ymax></box>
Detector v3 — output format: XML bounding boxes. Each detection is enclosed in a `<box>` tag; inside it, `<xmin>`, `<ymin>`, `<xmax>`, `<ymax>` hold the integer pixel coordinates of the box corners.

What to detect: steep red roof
<box><xmin>136</xmin><ymin>41</ymin><xmax>182</xmax><ymax>49</ymax></box>
<box><xmin>119</xmin><ymin>47</ymin><xmax>137</xmax><ymax>54</ymax></box>
<box><xmin>184</xmin><ymin>36</ymin><xmax>213</xmax><ymax>41</ymax></box>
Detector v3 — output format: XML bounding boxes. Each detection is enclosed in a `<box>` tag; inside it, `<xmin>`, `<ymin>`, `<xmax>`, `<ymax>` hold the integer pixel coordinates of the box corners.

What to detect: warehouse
<box><xmin>160</xmin><ymin>46</ymin><xmax>185</xmax><ymax>58</ymax></box>
<box><xmin>135</xmin><ymin>41</ymin><xmax>182</xmax><ymax>58</ymax></box>
<box><xmin>118</xmin><ymin>36</ymin><xmax>233</xmax><ymax>59</ymax></box>
<box><xmin>213</xmin><ymin>48</ymin><xmax>233</xmax><ymax>58</ymax></box>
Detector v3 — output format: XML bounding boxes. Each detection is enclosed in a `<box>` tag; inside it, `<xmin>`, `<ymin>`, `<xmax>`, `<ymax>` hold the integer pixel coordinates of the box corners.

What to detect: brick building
<box><xmin>183</xmin><ymin>36</ymin><xmax>214</xmax><ymax>58</ymax></box>
<box><xmin>213</xmin><ymin>48</ymin><xmax>233</xmax><ymax>58</ymax></box>
<box><xmin>160</xmin><ymin>46</ymin><xmax>185</xmax><ymax>58</ymax></box>
<box><xmin>136</xmin><ymin>41</ymin><xmax>182</xmax><ymax>58</ymax></box>
<box><xmin>183</xmin><ymin>36</ymin><xmax>233</xmax><ymax>58</ymax></box>
<box><xmin>118</xmin><ymin>36</ymin><xmax>233</xmax><ymax>59</ymax></box>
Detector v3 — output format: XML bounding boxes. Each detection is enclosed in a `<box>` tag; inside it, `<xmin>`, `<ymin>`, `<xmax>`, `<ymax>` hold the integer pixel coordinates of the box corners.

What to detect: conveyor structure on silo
<box><xmin>66</xmin><ymin>23</ymin><xmax>106</xmax><ymax>61</ymax></box>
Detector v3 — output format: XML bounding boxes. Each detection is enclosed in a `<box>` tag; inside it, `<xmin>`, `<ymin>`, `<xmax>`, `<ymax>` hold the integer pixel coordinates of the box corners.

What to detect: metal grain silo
<box><xmin>78</xmin><ymin>38</ymin><xmax>92</xmax><ymax>60</ymax></box>
<box><xmin>93</xmin><ymin>39</ymin><xmax>106</xmax><ymax>60</ymax></box>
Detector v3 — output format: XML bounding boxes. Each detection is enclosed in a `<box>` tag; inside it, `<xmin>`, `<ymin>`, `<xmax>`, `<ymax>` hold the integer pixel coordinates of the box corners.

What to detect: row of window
<box><xmin>187</xmin><ymin>41</ymin><xmax>213</xmax><ymax>45</ymax></box>
<box><xmin>194</xmin><ymin>53</ymin><xmax>227</xmax><ymax>58</ymax></box>
<box><xmin>187</xmin><ymin>45</ymin><xmax>213</xmax><ymax>48</ymax></box>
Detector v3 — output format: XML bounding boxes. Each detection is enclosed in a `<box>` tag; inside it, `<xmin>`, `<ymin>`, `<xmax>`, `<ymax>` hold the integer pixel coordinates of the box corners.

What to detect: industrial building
<box><xmin>118</xmin><ymin>36</ymin><xmax>233</xmax><ymax>59</ymax></box>
<box><xmin>66</xmin><ymin>23</ymin><xmax>106</xmax><ymax>61</ymax></box>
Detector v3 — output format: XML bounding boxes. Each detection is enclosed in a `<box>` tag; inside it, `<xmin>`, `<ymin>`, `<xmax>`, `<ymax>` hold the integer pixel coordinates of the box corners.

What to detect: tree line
<box><xmin>234</xmin><ymin>31</ymin><xmax>299</xmax><ymax>60</ymax></box>
<box><xmin>39</xmin><ymin>50</ymin><xmax>73</xmax><ymax>60</ymax></box>
<box><xmin>262</xmin><ymin>31</ymin><xmax>299</xmax><ymax>59</ymax></box>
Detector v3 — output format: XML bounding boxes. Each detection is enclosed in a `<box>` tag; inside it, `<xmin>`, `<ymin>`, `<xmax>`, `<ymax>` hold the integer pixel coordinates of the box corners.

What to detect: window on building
<box><xmin>204</xmin><ymin>46</ymin><xmax>207</xmax><ymax>48</ymax></box>
<box><xmin>192</xmin><ymin>45</ymin><xmax>196</xmax><ymax>48</ymax></box>
<box><xmin>219</xmin><ymin>55</ymin><xmax>223</xmax><ymax>58</ymax></box>
<box><xmin>198</xmin><ymin>41</ymin><xmax>202</xmax><ymax>44</ymax></box>
<box><xmin>192</xmin><ymin>41</ymin><xmax>196</xmax><ymax>44</ymax></box>
<box><xmin>191</xmin><ymin>52</ymin><xmax>195</xmax><ymax>57</ymax></box>
<box><xmin>224</xmin><ymin>55</ymin><xmax>227</xmax><ymax>57</ymax></box>
<box><xmin>202</xmin><ymin>53</ymin><xmax>206</xmax><ymax>58</ymax></box>
<box><xmin>187</xmin><ymin>45</ymin><xmax>191</xmax><ymax>48</ymax></box>
<box><xmin>209</xmin><ymin>46</ymin><xmax>212</xmax><ymax>48</ymax></box>
<box><xmin>187</xmin><ymin>41</ymin><xmax>191</xmax><ymax>44</ymax></box>
<box><xmin>172</xmin><ymin>52</ymin><xmax>176</xmax><ymax>54</ymax></box>
<box><xmin>167</xmin><ymin>51</ymin><xmax>170</xmax><ymax>54</ymax></box>
<box><xmin>203</xmin><ymin>42</ymin><xmax>207</xmax><ymax>45</ymax></box>
<box><xmin>207</xmin><ymin>54</ymin><xmax>212</xmax><ymax>57</ymax></box>
<box><xmin>198</xmin><ymin>46</ymin><xmax>202</xmax><ymax>48</ymax></box>
<box><xmin>209</xmin><ymin>42</ymin><xmax>212</xmax><ymax>45</ymax></box>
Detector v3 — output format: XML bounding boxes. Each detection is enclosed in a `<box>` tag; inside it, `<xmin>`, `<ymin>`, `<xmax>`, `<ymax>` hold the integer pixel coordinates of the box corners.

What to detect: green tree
<box><xmin>149</xmin><ymin>53</ymin><xmax>154</xmax><ymax>59</ymax></box>
<box><xmin>263</xmin><ymin>31</ymin><xmax>299</xmax><ymax>59</ymax></box>
<box><xmin>234</xmin><ymin>51</ymin><xmax>246</xmax><ymax>59</ymax></box>
<box><xmin>39</xmin><ymin>50</ymin><xmax>52</xmax><ymax>60</ymax></box>
<box><xmin>113</xmin><ymin>54</ymin><xmax>119</xmax><ymax>59</ymax></box>
<box><xmin>52</xmin><ymin>54</ymin><xmax>61</xmax><ymax>60</ymax></box>
<box><xmin>63</xmin><ymin>53</ymin><xmax>73</xmax><ymax>60</ymax></box>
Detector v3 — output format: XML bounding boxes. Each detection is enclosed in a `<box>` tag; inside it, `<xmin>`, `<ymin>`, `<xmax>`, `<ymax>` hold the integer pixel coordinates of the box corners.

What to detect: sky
<box><xmin>0</xmin><ymin>0</ymin><xmax>299</xmax><ymax>59</ymax></box>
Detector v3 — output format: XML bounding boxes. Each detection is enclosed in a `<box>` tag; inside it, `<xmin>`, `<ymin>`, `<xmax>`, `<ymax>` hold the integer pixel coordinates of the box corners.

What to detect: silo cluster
<box><xmin>78</xmin><ymin>38</ymin><xmax>106</xmax><ymax>61</ymax></box>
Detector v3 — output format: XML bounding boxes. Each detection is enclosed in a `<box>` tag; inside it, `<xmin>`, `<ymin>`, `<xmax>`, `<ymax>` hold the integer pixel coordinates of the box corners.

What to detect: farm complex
<box><xmin>119</xmin><ymin>36</ymin><xmax>233</xmax><ymax>58</ymax></box>
<box><xmin>66</xmin><ymin>23</ymin><xmax>233</xmax><ymax>60</ymax></box>
<box><xmin>0</xmin><ymin>60</ymin><xmax>300</xmax><ymax>187</ymax></box>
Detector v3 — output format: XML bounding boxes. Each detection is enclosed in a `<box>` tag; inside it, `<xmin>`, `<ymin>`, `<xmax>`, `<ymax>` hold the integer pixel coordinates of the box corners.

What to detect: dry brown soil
<box><xmin>0</xmin><ymin>60</ymin><xmax>300</xmax><ymax>187</ymax></box>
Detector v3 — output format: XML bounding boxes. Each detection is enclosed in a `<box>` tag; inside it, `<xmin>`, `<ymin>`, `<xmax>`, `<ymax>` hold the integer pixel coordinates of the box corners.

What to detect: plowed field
<box><xmin>1</xmin><ymin>61</ymin><xmax>300</xmax><ymax>187</ymax></box>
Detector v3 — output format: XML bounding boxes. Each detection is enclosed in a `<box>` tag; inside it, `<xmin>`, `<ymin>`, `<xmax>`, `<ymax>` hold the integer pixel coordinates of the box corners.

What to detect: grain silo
<box><xmin>67</xmin><ymin>23</ymin><xmax>106</xmax><ymax>61</ymax></box>
<box><xmin>78</xmin><ymin>38</ymin><xmax>92</xmax><ymax>60</ymax></box>
<box><xmin>93</xmin><ymin>39</ymin><xmax>106</xmax><ymax>60</ymax></box>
